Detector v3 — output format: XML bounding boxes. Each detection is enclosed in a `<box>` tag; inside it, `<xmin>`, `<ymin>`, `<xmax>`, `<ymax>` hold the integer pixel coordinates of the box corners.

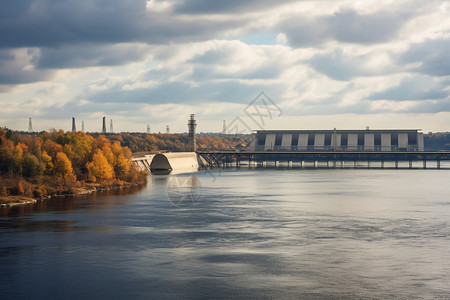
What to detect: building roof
<box><xmin>253</xmin><ymin>129</ymin><xmax>422</xmax><ymax>134</ymax></box>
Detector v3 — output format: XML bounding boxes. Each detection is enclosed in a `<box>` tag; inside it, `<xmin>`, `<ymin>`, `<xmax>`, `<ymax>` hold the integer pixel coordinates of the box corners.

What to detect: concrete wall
<box><xmin>398</xmin><ymin>133</ymin><xmax>408</xmax><ymax>149</ymax></box>
<box><xmin>348</xmin><ymin>134</ymin><xmax>358</xmax><ymax>151</ymax></box>
<box><xmin>249</xmin><ymin>133</ymin><xmax>257</xmax><ymax>151</ymax></box>
<box><xmin>264</xmin><ymin>134</ymin><xmax>276</xmax><ymax>151</ymax></box>
<box><xmin>331</xmin><ymin>133</ymin><xmax>341</xmax><ymax>150</ymax></box>
<box><xmin>418</xmin><ymin>132</ymin><xmax>424</xmax><ymax>151</ymax></box>
<box><xmin>314</xmin><ymin>134</ymin><xmax>325</xmax><ymax>150</ymax></box>
<box><xmin>252</xmin><ymin>130</ymin><xmax>424</xmax><ymax>152</ymax></box>
<box><xmin>298</xmin><ymin>134</ymin><xmax>308</xmax><ymax>150</ymax></box>
<box><xmin>133</xmin><ymin>152</ymin><xmax>198</xmax><ymax>173</ymax></box>
<box><xmin>364</xmin><ymin>133</ymin><xmax>374</xmax><ymax>151</ymax></box>
<box><xmin>281</xmin><ymin>134</ymin><xmax>292</xmax><ymax>150</ymax></box>
<box><xmin>381</xmin><ymin>133</ymin><xmax>391</xmax><ymax>151</ymax></box>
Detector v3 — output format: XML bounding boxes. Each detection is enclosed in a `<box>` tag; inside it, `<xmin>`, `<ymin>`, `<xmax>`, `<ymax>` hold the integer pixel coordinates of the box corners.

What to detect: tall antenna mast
<box><xmin>28</xmin><ymin>118</ymin><xmax>33</xmax><ymax>133</ymax></box>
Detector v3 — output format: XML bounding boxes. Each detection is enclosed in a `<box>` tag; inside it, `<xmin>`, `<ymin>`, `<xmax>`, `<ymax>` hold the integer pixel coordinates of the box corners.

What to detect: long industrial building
<box><xmin>249</xmin><ymin>129</ymin><xmax>424</xmax><ymax>152</ymax></box>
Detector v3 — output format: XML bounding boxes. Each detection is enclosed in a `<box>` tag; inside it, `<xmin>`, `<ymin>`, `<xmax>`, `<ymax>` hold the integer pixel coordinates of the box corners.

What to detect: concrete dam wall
<box><xmin>133</xmin><ymin>152</ymin><xmax>199</xmax><ymax>173</ymax></box>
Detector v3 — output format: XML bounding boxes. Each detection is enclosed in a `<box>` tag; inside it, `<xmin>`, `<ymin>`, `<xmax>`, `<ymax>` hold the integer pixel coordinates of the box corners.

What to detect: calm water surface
<box><xmin>1</xmin><ymin>168</ymin><xmax>450</xmax><ymax>299</ymax></box>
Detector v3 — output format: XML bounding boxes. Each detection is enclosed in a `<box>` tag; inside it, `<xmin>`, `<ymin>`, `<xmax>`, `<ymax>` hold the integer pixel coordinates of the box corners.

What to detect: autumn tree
<box><xmin>54</xmin><ymin>152</ymin><xmax>76</xmax><ymax>183</ymax></box>
<box><xmin>41</xmin><ymin>151</ymin><xmax>53</xmax><ymax>175</ymax></box>
<box><xmin>86</xmin><ymin>149</ymin><xmax>115</xmax><ymax>182</ymax></box>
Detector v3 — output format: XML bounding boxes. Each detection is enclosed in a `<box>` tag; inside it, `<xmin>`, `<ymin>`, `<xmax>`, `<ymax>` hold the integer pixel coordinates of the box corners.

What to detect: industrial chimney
<box><xmin>102</xmin><ymin>117</ymin><xmax>106</xmax><ymax>133</ymax></box>
<box><xmin>72</xmin><ymin>117</ymin><xmax>76</xmax><ymax>132</ymax></box>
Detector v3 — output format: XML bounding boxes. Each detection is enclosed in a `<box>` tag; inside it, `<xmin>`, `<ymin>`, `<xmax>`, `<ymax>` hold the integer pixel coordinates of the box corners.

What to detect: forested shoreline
<box><xmin>0</xmin><ymin>128</ymin><xmax>148</xmax><ymax>206</ymax></box>
<box><xmin>0</xmin><ymin>129</ymin><xmax>249</xmax><ymax>206</ymax></box>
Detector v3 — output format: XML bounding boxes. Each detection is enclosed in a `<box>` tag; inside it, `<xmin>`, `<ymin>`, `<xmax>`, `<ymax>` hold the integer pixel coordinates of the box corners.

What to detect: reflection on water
<box><xmin>0</xmin><ymin>183</ymin><xmax>146</xmax><ymax>217</ymax></box>
<box><xmin>1</xmin><ymin>169</ymin><xmax>450</xmax><ymax>299</ymax></box>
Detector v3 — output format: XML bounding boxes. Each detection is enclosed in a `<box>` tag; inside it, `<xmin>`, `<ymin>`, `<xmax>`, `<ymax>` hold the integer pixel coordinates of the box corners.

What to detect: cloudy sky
<box><xmin>1</xmin><ymin>0</ymin><xmax>450</xmax><ymax>133</ymax></box>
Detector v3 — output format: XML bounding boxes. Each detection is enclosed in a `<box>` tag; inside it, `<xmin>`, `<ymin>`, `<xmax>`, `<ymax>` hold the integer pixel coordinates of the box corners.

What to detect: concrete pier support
<box><xmin>409</xmin><ymin>161</ymin><xmax>412</xmax><ymax>169</ymax></box>
<box><xmin>395</xmin><ymin>161</ymin><xmax>398</xmax><ymax>169</ymax></box>
<box><xmin>423</xmin><ymin>160</ymin><xmax>427</xmax><ymax>169</ymax></box>
<box><xmin>437</xmin><ymin>160</ymin><xmax>441</xmax><ymax>169</ymax></box>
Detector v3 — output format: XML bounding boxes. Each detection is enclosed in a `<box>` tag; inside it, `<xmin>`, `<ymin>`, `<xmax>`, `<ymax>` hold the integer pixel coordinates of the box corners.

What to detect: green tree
<box><xmin>22</xmin><ymin>153</ymin><xmax>43</xmax><ymax>178</ymax></box>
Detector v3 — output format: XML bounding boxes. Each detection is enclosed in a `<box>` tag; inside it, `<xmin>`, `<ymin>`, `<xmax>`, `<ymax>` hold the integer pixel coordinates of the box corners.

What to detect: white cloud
<box><xmin>1</xmin><ymin>0</ymin><xmax>450</xmax><ymax>132</ymax></box>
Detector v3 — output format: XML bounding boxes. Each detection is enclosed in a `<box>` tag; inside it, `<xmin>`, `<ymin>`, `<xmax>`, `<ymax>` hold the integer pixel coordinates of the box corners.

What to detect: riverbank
<box><xmin>0</xmin><ymin>179</ymin><xmax>148</xmax><ymax>207</ymax></box>
<box><xmin>0</xmin><ymin>196</ymin><xmax>37</xmax><ymax>207</ymax></box>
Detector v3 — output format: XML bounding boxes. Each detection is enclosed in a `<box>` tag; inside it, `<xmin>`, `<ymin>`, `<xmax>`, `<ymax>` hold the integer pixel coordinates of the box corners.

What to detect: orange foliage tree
<box><xmin>86</xmin><ymin>149</ymin><xmax>115</xmax><ymax>182</ymax></box>
<box><xmin>54</xmin><ymin>152</ymin><xmax>77</xmax><ymax>184</ymax></box>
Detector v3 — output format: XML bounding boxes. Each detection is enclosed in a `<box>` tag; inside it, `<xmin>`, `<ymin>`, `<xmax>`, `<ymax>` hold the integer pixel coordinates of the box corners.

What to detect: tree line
<box><xmin>88</xmin><ymin>132</ymin><xmax>249</xmax><ymax>152</ymax></box>
<box><xmin>0</xmin><ymin>128</ymin><xmax>147</xmax><ymax>199</ymax></box>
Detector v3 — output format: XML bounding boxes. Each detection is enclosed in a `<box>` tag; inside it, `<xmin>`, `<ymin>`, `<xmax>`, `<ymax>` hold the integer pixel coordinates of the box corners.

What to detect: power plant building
<box><xmin>249</xmin><ymin>129</ymin><xmax>424</xmax><ymax>152</ymax></box>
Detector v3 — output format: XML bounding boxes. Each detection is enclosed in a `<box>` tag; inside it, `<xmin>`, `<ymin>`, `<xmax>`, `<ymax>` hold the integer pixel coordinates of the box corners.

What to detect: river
<box><xmin>1</xmin><ymin>168</ymin><xmax>450</xmax><ymax>299</ymax></box>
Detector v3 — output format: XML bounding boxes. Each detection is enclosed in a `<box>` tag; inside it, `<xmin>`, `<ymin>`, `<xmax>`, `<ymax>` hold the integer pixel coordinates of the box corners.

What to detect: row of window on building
<box><xmin>249</xmin><ymin>130</ymin><xmax>424</xmax><ymax>152</ymax></box>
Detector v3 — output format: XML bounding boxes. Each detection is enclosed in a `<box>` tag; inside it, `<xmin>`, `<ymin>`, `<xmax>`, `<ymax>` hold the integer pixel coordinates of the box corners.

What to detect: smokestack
<box><xmin>110</xmin><ymin>119</ymin><xmax>113</xmax><ymax>133</ymax></box>
<box><xmin>147</xmin><ymin>125</ymin><xmax>150</xmax><ymax>134</ymax></box>
<box><xmin>72</xmin><ymin>117</ymin><xmax>76</xmax><ymax>132</ymax></box>
<box><xmin>166</xmin><ymin>125</ymin><xmax>170</xmax><ymax>134</ymax></box>
<box><xmin>82</xmin><ymin>121</ymin><xmax>85</xmax><ymax>132</ymax></box>
<box><xmin>102</xmin><ymin>117</ymin><xmax>106</xmax><ymax>133</ymax></box>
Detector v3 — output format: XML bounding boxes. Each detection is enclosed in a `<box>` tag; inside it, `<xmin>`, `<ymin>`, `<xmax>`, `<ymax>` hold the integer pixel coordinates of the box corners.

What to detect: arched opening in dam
<box><xmin>150</xmin><ymin>154</ymin><xmax>172</xmax><ymax>172</ymax></box>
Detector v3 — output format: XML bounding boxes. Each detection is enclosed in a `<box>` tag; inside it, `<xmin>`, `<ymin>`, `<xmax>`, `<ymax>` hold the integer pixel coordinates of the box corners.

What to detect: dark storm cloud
<box><xmin>0</xmin><ymin>0</ymin><xmax>245</xmax><ymax>49</ymax></box>
<box><xmin>172</xmin><ymin>0</ymin><xmax>298</xmax><ymax>14</ymax></box>
<box><xmin>401</xmin><ymin>38</ymin><xmax>450</xmax><ymax>76</ymax></box>
<box><xmin>278</xmin><ymin>9</ymin><xmax>414</xmax><ymax>47</ymax></box>
<box><xmin>0</xmin><ymin>0</ymin><xmax>143</xmax><ymax>48</ymax></box>
<box><xmin>368</xmin><ymin>76</ymin><xmax>449</xmax><ymax>101</ymax></box>
<box><xmin>0</xmin><ymin>48</ymin><xmax>53</xmax><ymax>85</ymax></box>
<box><xmin>37</xmin><ymin>44</ymin><xmax>150</xmax><ymax>69</ymax></box>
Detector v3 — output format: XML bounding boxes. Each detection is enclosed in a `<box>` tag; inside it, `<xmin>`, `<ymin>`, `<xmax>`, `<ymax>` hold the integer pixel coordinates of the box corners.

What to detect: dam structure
<box><xmin>198</xmin><ymin>129</ymin><xmax>450</xmax><ymax>169</ymax></box>
<box><xmin>248</xmin><ymin>129</ymin><xmax>424</xmax><ymax>152</ymax></box>
<box><xmin>133</xmin><ymin>152</ymin><xmax>199</xmax><ymax>173</ymax></box>
<box><xmin>132</xmin><ymin>115</ymin><xmax>200</xmax><ymax>173</ymax></box>
<box><xmin>132</xmin><ymin>122</ymin><xmax>450</xmax><ymax>171</ymax></box>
